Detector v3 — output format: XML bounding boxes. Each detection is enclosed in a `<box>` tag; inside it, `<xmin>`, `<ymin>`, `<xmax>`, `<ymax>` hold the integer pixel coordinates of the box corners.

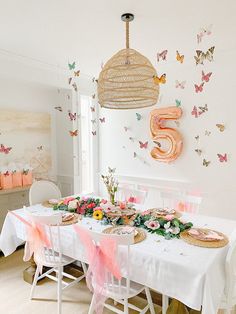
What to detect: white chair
<box><xmin>29</xmin><ymin>180</ymin><xmax>62</xmax><ymax>205</ymax></box>
<box><xmin>160</xmin><ymin>190</ymin><xmax>202</xmax><ymax>214</ymax></box>
<box><xmin>76</xmin><ymin>227</ymin><xmax>155</xmax><ymax>314</ymax></box>
<box><xmin>28</xmin><ymin>213</ymin><xmax>86</xmax><ymax>314</ymax></box>
<box><xmin>116</xmin><ymin>187</ymin><xmax>148</xmax><ymax>205</ymax></box>
<box><xmin>219</xmin><ymin>240</ymin><xmax>236</xmax><ymax>313</ymax></box>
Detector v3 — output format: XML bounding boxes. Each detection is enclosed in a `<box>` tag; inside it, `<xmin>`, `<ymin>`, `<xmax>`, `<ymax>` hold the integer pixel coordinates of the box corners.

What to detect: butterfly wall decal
<box><xmin>153</xmin><ymin>74</ymin><xmax>166</xmax><ymax>84</ymax></box>
<box><xmin>72</xmin><ymin>82</ymin><xmax>78</xmax><ymax>92</ymax></box>
<box><xmin>67</xmin><ymin>94</ymin><xmax>70</xmax><ymax>100</ymax></box>
<box><xmin>194</xmin><ymin>46</ymin><xmax>215</xmax><ymax>65</ymax></box>
<box><xmin>54</xmin><ymin>106</ymin><xmax>63</xmax><ymax>112</ymax></box>
<box><xmin>175</xmin><ymin>99</ymin><xmax>181</xmax><ymax>107</ymax></box>
<box><xmin>174</xmin><ymin>121</ymin><xmax>180</xmax><ymax>127</ymax></box>
<box><xmin>157</xmin><ymin>50</ymin><xmax>168</xmax><ymax>62</ymax></box>
<box><xmin>92</xmin><ymin>94</ymin><xmax>96</xmax><ymax>99</ymax></box>
<box><xmin>176</xmin><ymin>51</ymin><xmax>184</xmax><ymax>63</ymax></box>
<box><xmin>203</xmin><ymin>159</ymin><xmax>211</xmax><ymax>167</ymax></box>
<box><xmin>68</xmin><ymin>77</ymin><xmax>72</xmax><ymax>85</ymax></box>
<box><xmin>68</xmin><ymin>62</ymin><xmax>76</xmax><ymax>70</ymax></box>
<box><xmin>198</xmin><ymin>104</ymin><xmax>208</xmax><ymax>115</ymax></box>
<box><xmin>133</xmin><ymin>152</ymin><xmax>137</xmax><ymax>158</ymax></box>
<box><xmin>68</xmin><ymin>111</ymin><xmax>76</xmax><ymax>121</ymax></box>
<box><xmin>74</xmin><ymin>70</ymin><xmax>80</xmax><ymax>77</ymax></box>
<box><xmin>175</xmin><ymin>80</ymin><xmax>186</xmax><ymax>89</ymax></box>
<box><xmin>129</xmin><ymin>137</ymin><xmax>134</xmax><ymax>142</ymax></box>
<box><xmin>69</xmin><ymin>130</ymin><xmax>78</xmax><ymax>137</ymax></box>
<box><xmin>99</xmin><ymin>117</ymin><xmax>105</xmax><ymax>123</ymax></box>
<box><xmin>0</xmin><ymin>144</ymin><xmax>12</xmax><ymax>154</ymax></box>
<box><xmin>124</xmin><ymin>126</ymin><xmax>129</xmax><ymax>132</ymax></box>
<box><xmin>216</xmin><ymin>124</ymin><xmax>225</xmax><ymax>132</ymax></box>
<box><xmin>195</xmin><ymin>149</ymin><xmax>202</xmax><ymax>156</ymax></box>
<box><xmin>92</xmin><ymin>131</ymin><xmax>96</xmax><ymax>136</ymax></box>
<box><xmin>217</xmin><ymin>153</ymin><xmax>227</xmax><ymax>162</ymax></box>
<box><xmin>205</xmin><ymin>130</ymin><xmax>211</xmax><ymax>136</ymax></box>
<box><xmin>91</xmin><ymin>119</ymin><xmax>96</xmax><ymax>124</ymax></box>
<box><xmin>136</xmin><ymin>113</ymin><xmax>142</xmax><ymax>121</ymax></box>
<box><xmin>197</xmin><ymin>24</ymin><xmax>213</xmax><ymax>43</ymax></box>
<box><xmin>194</xmin><ymin>83</ymin><xmax>204</xmax><ymax>93</ymax></box>
<box><xmin>108</xmin><ymin>167</ymin><xmax>116</xmax><ymax>173</ymax></box>
<box><xmin>139</xmin><ymin>141</ymin><xmax>148</xmax><ymax>149</ymax></box>
<box><xmin>90</xmin><ymin>106</ymin><xmax>95</xmax><ymax>112</ymax></box>
<box><xmin>191</xmin><ymin>106</ymin><xmax>198</xmax><ymax>118</ymax></box>
<box><xmin>195</xmin><ymin>135</ymin><xmax>200</xmax><ymax>141</ymax></box>
<box><xmin>202</xmin><ymin>71</ymin><xmax>212</xmax><ymax>83</ymax></box>
<box><xmin>37</xmin><ymin>145</ymin><xmax>43</xmax><ymax>151</ymax></box>
<box><xmin>153</xmin><ymin>140</ymin><xmax>161</xmax><ymax>147</ymax></box>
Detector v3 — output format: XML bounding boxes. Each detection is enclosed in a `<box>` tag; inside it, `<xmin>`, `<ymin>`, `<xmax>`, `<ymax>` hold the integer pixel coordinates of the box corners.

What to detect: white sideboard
<box><xmin>0</xmin><ymin>186</ymin><xmax>30</xmax><ymax>232</ymax></box>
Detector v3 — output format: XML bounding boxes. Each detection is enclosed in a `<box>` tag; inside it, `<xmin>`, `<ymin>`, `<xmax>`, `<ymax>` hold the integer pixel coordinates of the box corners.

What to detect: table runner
<box><xmin>1</xmin><ymin>203</ymin><xmax>236</xmax><ymax>314</ymax></box>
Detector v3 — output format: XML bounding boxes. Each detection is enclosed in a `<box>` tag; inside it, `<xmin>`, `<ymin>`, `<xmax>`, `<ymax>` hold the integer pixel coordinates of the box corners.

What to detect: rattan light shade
<box><xmin>97</xmin><ymin>13</ymin><xmax>159</xmax><ymax>109</ymax></box>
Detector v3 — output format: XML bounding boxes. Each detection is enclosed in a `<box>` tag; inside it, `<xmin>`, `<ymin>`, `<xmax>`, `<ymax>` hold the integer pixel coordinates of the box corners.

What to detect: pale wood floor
<box><xmin>0</xmin><ymin>249</ymin><xmax>161</xmax><ymax>314</ymax></box>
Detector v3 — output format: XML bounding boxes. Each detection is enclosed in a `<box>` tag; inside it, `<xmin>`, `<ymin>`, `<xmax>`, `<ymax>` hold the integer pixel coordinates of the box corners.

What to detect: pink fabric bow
<box><xmin>176</xmin><ymin>201</ymin><xmax>193</xmax><ymax>213</ymax></box>
<box><xmin>73</xmin><ymin>225</ymin><xmax>122</xmax><ymax>314</ymax></box>
<box><xmin>9</xmin><ymin>211</ymin><xmax>51</xmax><ymax>274</ymax></box>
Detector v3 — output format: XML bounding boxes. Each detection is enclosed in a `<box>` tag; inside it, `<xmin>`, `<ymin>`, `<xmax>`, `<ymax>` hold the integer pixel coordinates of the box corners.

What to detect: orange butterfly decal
<box><xmin>74</xmin><ymin>70</ymin><xmax>80</xmax><ymax>77</ymax></box>
<box><xmin>153</xmin><ymin>74</ymin><xmax>166</xmax><ymax>85</ymax></box>
<box><xmin>176</xmin><ymin>51</ymin><xmax>184</xmax><ymax>63</ymax></box>
<box><xmin>69</xmin><ymin>130</ymin><xmax>78</xmax><ymax>137</ymax></box>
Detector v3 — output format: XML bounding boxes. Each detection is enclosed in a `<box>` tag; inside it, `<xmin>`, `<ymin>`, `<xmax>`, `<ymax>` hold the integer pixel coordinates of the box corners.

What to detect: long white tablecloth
<box><xmin>1</xmin><ymin>204</ymin><xmax>236</xmax><ymax>314</ymax></box>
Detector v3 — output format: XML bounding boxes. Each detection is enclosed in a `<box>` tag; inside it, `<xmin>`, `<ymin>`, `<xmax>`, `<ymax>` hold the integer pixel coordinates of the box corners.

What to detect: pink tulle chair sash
<box><xmin>9</xmin><ymin>211</ymin><xmax>51</xmax><ymax>273</ymax></box>
<box><xmin>73</xmin><ymin>225</ymin><xmax>121</xmax><ymax>314</ymax></box>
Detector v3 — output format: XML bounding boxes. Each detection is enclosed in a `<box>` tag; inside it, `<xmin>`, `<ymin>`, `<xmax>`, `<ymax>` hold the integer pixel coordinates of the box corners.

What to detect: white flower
<box><xmin>171</xmin><ymin>227</ymin><xmax>180</xmax><ymax>235</ymax></box>
<box><xmin>68</xmin><ymin>200</ymin><xmax>79</xmax><ymax>210</ymax></box>
<box><xmin>144</xmin><ymin>220</ymin><xmax>160</xmax><ymax>230</ymax></box>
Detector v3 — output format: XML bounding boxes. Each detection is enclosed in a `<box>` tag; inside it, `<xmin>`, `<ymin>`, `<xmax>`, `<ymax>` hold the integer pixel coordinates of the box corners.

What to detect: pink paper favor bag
<box><xmin>12</xmin><ymin>171</ymin><xmax>23</xmax><ymax>188</ymax></box>
<box><xmin>1</xmin><ymin>171</ymin><xmax>13</xmax><ymax>189</ymax></box>
<box><xmin>22</xmin><ymin>170</ymin><xmax>33</xmax><ymax>186</ymax></box>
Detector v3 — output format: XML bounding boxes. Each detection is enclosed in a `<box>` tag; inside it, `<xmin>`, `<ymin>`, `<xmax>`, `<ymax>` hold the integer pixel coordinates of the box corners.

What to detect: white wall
<box><xmin>98</xmin><ymin>3</ymin><xmax>236</xmax><ymax>219</ymax></box>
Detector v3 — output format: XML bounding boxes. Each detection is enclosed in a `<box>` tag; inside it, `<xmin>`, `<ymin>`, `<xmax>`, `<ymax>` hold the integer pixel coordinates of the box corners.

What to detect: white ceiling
<box><xmin>0</xmin><ymin>0</ymin><xmax>235</xmax><ymax>78</ymax></box>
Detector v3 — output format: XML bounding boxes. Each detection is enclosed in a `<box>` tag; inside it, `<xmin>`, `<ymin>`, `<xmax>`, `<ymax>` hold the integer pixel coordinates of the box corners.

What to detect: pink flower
<box><xmin>63</xmin><ymin>197</ymin><xmax>75</xmax><ymax>205</ymax></box>
<box><xmin>144</xmin><ymin>220</ymin><xmax>160</xmax><ymax>230</ymax></box>
<box><xmin>82</xmin><ymin>196</ymin><xmax>88</xmax><ymax>201</ymax></box>
<box><xmin>101</xmin><ymin>199</ymin><xmax>107</xmax><ymax>204</ymax></box>
<box><xmin>119</xmin><ymin>202</ymin><xmax>126</xmax><ymax>210</ymax></box>
<box><xmin>77</xmin><ymin>206</ymin><xmax>85</xmax><ymax>215</ymax></box>
<box><xmin>93</xmin><ymin>206</ymin><xmax>103</xmax><ymax>211</ymax></box>
<box><xmin>165</xmin><ymin>214</ymin><xmax>175</xmax><ymax>221</ymax></box>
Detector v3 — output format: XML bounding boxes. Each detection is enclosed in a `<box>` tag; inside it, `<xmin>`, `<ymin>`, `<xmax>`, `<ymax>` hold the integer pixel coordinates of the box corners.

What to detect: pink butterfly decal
<box><xmin>197</xmin><ymin>33</ymin><xmax>204</xmax><ymax>44</ymax></box>
<box><xmin>194</xmin><ymin>83</ymin><xmax>204</xmax><ymax>93</ymax></box>
<box><xmin>0</xmin><ymin>144</ymin><xmax>12</xmax><ymax>154</ymax></box>
<box><xmin>191</xmin><ymin>106</ymin><xmax>198</xmax><ymax>118</ymax></box>
<box><xmin>217</xmin><ymin>153</ymin><xmax>227</xmax><ymax>162</ymax></box>
<box><xmin>99</xmin><ymin>117</ymin><xmax>105</xmax><ymax>123</ymax></box>
<box><xmin>139</xmin><ymin>141</ymin><xmax>148</xmax><ymax>149</ymax></box>
<box><xmin>175</xmin><ymin>80</ymin><xmax>186</xmax><ymax>89</ymax></box>
<box><xmin>90</xmin><ymin>106</ymin><xmax>95</xmax><ymax>112</ymax></box>
<box><xmin>201</xmin><ymin>71</ymin><xmax>212</xmax><ymax>82</ymax></box>
<box><xmin>68</xmin><ymin>111</ymin><xmax>76</xmax><ymax>121</ymax></box>
<box><xmin>92</xmin><ymin>131</ymin><xmax>96</xmax><ymax>136</ymax></box>
<box><xmin>157</xmin><ymin>50</ymin><xmax>168</xmax><ymax>62</ymax></box>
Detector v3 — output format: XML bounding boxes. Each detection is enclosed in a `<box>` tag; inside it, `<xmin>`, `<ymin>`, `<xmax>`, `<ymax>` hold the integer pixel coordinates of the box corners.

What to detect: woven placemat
<box><xmin>51</xmin><ymin>213</ymin><xmax>81</xmax><ymax>226</ymax></box>
<box><xmin>103</xmin><ymin>226</ymin><xmax>146</xmax><ymax>244</ymax></box>
<box><xmin>149</xmin><ymin>208</ymin><xmax>182</xmax><ymax>219</ymax></box>
<box><xmin>180</xmin><ymin>228</ymin><xmax>229</xmax><ymax>248</ymax></box>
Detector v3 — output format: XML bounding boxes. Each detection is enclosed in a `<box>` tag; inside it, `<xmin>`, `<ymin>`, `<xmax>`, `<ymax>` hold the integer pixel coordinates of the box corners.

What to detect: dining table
<box><xmin>1</xmin><ymin>197</ymin><xmax>236</xmax><ymax>314</ymax></box>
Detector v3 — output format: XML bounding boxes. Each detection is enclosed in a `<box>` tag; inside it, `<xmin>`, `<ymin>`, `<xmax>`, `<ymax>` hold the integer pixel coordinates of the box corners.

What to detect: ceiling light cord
<box><xmin>126</xmin><ymin>21</ymin><xmax>129</xmax><ymax>49</ymax></box>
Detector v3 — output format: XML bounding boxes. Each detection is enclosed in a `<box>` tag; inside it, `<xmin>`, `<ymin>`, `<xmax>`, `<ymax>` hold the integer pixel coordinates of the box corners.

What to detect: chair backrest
<box><xmin>160</xmin><ymin>190</ymin><xmax>202</xmax><ymax>214</ymax></box>
<box><xmin>26</xmin><ymin>211</ymin><xmax>62</xmax><ymax>264</ymax></box>
<box><xmin>116</xmin><ymin>187</ymin><xmax>147</xmax><ymax>205</ymax></box>
<box><xmin>225</xmin><ymin>240</ymin><xmax>236</xmax><ymax>302</ymax></box>
<box><xmin>76</xmin><ymin>226</ymin><xmax>134</xmax><ymax>295</ymax></box>
<box><xmin>29</xmin><ymin>180</ymin><xmax>62</xmax><ymax>205</ymax></box>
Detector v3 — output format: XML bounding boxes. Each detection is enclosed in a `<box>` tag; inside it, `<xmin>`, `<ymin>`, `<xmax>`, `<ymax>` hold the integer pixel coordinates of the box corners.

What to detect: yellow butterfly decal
<box><xmin>176</xmin><ymin>51</ymin><xmax>184</xmax><ymax>63</ymax></box>
<box><xmin>74</xmin><ymin>70</ymin><xmax>80</xmax><ymax>77</ymax></box>
<box><xmin>153</xmin><ymin>74</ymin><xmax>166</xmax><ymax>84</ymax></box>
<box><xmin>203</xmin><ymin>159</ymin><xmax>211</xmax><ymax>167</ymax></box>
<box><xmin>216</xmin><ymin>124</ymin><xmax>225</xmax><ymax>132</ymax></box>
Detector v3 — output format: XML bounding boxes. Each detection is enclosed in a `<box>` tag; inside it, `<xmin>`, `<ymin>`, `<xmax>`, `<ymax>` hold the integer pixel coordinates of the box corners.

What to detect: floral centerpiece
<box><xmin>133</xmin><ymin>211</ymin><xmax>193</xmax><ymax>239</ymax></box>
<box><xmin>101</xmin><ymin>167</ymin><xmax>119</xmax><ymax>205</ymax></box>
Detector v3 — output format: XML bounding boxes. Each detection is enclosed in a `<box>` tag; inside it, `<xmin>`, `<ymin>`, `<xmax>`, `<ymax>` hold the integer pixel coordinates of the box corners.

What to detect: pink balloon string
<box><xmin>73</xmin><ymin>225</ymin><xmax>122</xmax><ymax>314</ymax></box>
<box><xmin>9</xmin><ymin>211</ymin><xmax>51</xmax><ymax>273</ymax></box>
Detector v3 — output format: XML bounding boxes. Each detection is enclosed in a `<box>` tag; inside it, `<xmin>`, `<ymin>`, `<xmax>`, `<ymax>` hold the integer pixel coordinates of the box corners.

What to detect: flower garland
<box><xmin>53</xmin><ymin>197</ymin><xmax>193</xmax><ymax>239</ymax></box>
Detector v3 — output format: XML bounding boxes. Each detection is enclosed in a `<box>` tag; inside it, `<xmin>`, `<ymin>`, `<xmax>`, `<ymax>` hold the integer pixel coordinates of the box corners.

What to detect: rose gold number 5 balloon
<box><xmin>150</xmin><ymin>106</ymin><xmax>183</xmax><ymax>162</ymax></box>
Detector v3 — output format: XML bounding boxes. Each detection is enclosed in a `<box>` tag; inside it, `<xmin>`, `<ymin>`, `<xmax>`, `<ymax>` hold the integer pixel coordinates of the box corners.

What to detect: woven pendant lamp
<box><xmin>97</xmin><ymin>13</ymin><xmax>159</xmax><ymax>109</ymax></box>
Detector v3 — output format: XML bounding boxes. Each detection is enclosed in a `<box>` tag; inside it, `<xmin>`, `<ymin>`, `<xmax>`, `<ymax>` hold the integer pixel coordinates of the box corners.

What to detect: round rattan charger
<box><xmin>180</xmin><ymin>228</ymin><xmax>229</xmax><ymax>248</ymax></box>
